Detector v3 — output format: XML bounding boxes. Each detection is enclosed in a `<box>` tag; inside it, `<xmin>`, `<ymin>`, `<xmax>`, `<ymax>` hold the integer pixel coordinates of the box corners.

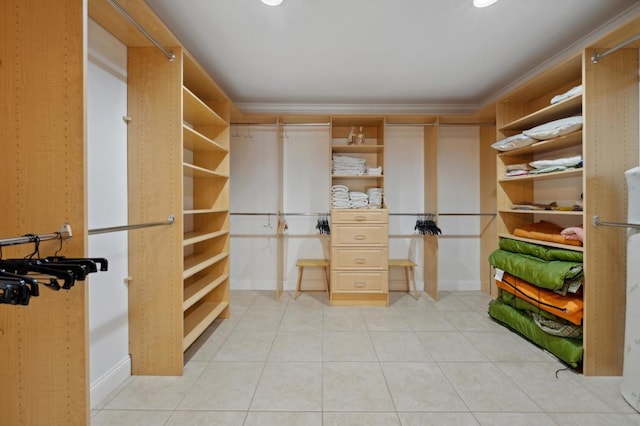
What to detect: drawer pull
<box><xmin>354</xmin><ymin>280</ymin><xmax>366</xmax><ymax>288</ymax></box>
<box><xmin>354</xmin><ymin>234</ymin><xmax>366</xmax><ymax>240</ymax></box>
<box><xmin>354</xmin><ymin>258</ymin><xmax>366</xmax><ymax>264</ymax></box>
<box><xmin>354</xmin><ymin>215</ymin><xmax>367</xmax><ymax>221</ymax></box>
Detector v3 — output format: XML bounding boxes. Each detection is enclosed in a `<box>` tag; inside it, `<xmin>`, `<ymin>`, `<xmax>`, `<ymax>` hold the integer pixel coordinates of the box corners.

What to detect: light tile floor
<box><xmin>91</xmin><ymin>290</ymin><xmax>640</xmax><ymax>425</ymax></box>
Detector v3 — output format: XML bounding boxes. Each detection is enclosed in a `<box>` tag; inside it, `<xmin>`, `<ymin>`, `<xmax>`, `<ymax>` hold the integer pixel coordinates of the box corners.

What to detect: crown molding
<box><xmin>234</xmin><ymin>102</ymin><xmax>481</xmax><ymax>116</ymax></box>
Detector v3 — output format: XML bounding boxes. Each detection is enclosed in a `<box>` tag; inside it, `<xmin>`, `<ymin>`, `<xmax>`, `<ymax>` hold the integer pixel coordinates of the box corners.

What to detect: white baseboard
<box><xmin>90</xmin><ymin>355</ymin><xmax>131</xmax><ymax>409</ymax></box>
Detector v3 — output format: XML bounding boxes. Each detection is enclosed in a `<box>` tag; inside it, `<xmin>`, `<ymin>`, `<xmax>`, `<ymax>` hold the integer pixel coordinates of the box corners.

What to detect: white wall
<box><xmin>87</xmin><ymin>19</ymin><xmax>130</xmax><ymax>408</ymax></box>
<box><xmin>385</xmin><ymin>126</ymin><xmax>425</xmax><ymax>291</ymax></box>
<box><xmin>438</xmin><ymin>126</ymin><xmax>482</xmax><ymax>291</ymax></box>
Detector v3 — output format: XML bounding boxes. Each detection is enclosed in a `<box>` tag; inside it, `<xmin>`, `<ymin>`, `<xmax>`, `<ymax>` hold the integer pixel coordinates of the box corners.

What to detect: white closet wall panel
<box><xmin>282</xmin><ymin>126</ymin><xmax>331</xmax><ymax>290</ymax></box>
<box><xmin>438</xmin><ymin>126</ymin><xmax>482</xmax><ymax>291</ymax></box>
<box><xmin>385</xmin><ymin>126</ymin><xmax>425</xmax><ymax>291</ymax></box>
<box><xmin>87</xmin><ymin>19</ymin><xmax>130</xmax><ymax>408</ymax></box>
<box><xmin>230</xmin><ymin>126</ymin><xmax>280</xmax><ymax>290</ymax></box>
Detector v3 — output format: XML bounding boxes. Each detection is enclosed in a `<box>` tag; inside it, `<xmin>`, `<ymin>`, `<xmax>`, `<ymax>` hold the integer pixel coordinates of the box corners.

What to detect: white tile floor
<box><xmin>91</xmin><ymin>290</ymin><xmax>640</xmax><ymax>425</ymax></box>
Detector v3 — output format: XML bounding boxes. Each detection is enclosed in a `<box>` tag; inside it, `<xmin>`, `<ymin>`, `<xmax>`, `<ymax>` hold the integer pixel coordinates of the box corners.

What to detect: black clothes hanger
<box><xmin>414</xmin><ymin>214</ymin><xmax>442</xmax><ymax>236</ymax></box>
<box><xmin>316</xmin><ymin>214</ymin><xmax>330</xmax><ymax>235</ymax></box>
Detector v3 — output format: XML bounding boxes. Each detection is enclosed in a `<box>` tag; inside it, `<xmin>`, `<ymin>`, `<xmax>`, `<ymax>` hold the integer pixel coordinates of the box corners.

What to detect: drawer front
<box><xmin>331</xmin><ymin>224</ymin><xmax>388</xmax><ymax>246</ymax></box>
<box><xmin>331</xmin><ymin>248</ymin><xmax>388</xmax><ymax>269</ymax></box>
<box><xmin>331</xmin><ymin>209</ymin><xmax>388</xmax><ymax>224</ymax></box>
<box><xmin>331</xmin><ymin>271</ymin><xmax>388</xmax><ymax>292</ymax></box>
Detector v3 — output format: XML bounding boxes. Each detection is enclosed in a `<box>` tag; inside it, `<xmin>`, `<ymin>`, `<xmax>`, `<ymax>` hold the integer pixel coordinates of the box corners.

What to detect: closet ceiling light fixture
<box><xmin>261</xmin><ymin>0</ymin><xmax>283</xmax><ymax>5</ymax></box>
<box><xmin>474</xmin><ymin>0</ymin><xmax>499</xmax><ymax>7</ymax></box>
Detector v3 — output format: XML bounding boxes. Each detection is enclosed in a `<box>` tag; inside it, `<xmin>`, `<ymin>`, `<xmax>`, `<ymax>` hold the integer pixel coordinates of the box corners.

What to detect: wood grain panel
<box><xmin>0</xmin><ymin>1</ymin><xmax>88</xmax><ymax>424</ymax></box>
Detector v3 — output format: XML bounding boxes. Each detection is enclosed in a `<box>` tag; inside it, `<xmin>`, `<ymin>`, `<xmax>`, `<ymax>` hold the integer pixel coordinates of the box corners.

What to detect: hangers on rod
<box><xmin>316</xmin><ymin>214</ymin><xmax>330</xmax><ymax>235</ymax></box>
<box><xmin>414</xmin><ymin>213</ymin><xmax>442</xmax><ymax>236</ymax></box>
<box><xmin>0</xmin><ymin>225</ymin><xmax>109</xmax><ymax>306</ymax></box>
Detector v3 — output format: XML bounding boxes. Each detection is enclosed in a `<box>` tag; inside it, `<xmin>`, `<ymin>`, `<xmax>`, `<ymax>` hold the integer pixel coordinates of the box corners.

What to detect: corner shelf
<box><xmin>499</xmin><ymin>233</ymin><xmax>583</xmax><ymax>252</ymax></box>
<box><xmin>500</xmin><ymin>94</ymin><xmax>582</xmax><ymax>131</ymax></box>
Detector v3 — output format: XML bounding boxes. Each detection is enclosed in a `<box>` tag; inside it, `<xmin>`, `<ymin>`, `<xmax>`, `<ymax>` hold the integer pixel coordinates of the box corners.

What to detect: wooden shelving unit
<box><xmin>330</xmin><ymin>117</ymin><xmax>389</xmax><ymax>306</ymax></box>
<box><xmin>89</xmin><ymin>0</ymin><xmax>231</xmax><ymax>376</ymax></box>
<box><xmin>495</xmin><ymin>38</ymin><xmax>639</xmax><ymax>375</ymax></box>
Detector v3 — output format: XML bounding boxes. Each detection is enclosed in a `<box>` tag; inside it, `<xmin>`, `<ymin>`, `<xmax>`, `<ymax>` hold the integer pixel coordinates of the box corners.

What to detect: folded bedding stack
<box><xmin>331</xmin><ymin>185</ymin><xmax>350</xmax><ymax>208</ymax></box>
<box><xmin>332</xmin><ymin>155</ymin><xmax>365</xmax><ymax>176</ymax></box>
<box><xmin>366</xmin><ymin>166</ymin><xmax>382</xmax><ymax>176</ymax></box>
<box><xmin>367</xmin><ymin>188</ymin><xmax>383</xmax><ymax>209</ymax></box>
<box><xmin>488</xmin><ymin>237</ymin><xmax>584</xmax><ymax>367</ymax></box>
<box><xmin>349</xmin><ymin>191</ymin><xmax>368</xmax><ymax>208</ymax></box>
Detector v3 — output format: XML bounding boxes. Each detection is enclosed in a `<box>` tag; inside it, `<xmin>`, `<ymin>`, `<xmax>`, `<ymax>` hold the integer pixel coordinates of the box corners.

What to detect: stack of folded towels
<box><xmin>349</xmin><ymin>191</ymin><xmax>369</xmax><ymax>208</ymax></box>
<box><xmin>332</xmin><ymin>155</ymin><xmax>365</xmax><ymax>176</ymax></box>
<box><xmin>331</xmin><ymin>185</ymin><xmax>350</xmax><ymax>208</ymax></box>
<box><xmin>366</xmin><ymin>166</ymin><xmax>382</xmax><ymax>176</ymax></box>
<box><xmin>367</xmin><ymin>188</ymin><xmax>383</xmax><ymax>208</ymax></box>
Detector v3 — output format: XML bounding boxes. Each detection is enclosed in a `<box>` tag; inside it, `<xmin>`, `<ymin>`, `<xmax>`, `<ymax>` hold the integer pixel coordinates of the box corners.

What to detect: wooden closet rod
<box><xmin>591</xmin><ymin>33</ymin><xmax>640</xmax><ymax>63</ymax></box>
<box><xmin>106</xmin><ymin>0</ymin><xmax>175</xmax><ymax>62</ymax></box>
<box><xmin>0</xmin><ymin>224</ymin><xmax>72</xmax><ymax>247</ymax></box>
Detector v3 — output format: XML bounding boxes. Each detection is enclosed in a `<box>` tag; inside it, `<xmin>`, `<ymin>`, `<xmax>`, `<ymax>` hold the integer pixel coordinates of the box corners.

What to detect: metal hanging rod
<box><xmin>0</xmin><ymin>224</ymin><xmax>72</xmax><ymax>247</ymax></box>
<box><xmin>231</xmin><ymin>212</ymin><xmax>278</xmax><ymax>216</ymax></box>
<box><xmin>389</xmin><ymin>212</ymin><xmax>495</xmax><ymax>216</ymax></box>
<box><xmin>88</xmin><ymin>215</ymin><xmax>175</xmax><ymax>235</ymax></box>
<box><xmin>592</xmin><ymin>215</ymin><xmax>640</xmax><ymax>230</ymax></box>
<box><xmin>591</xmin><ymin>33</ymin><xmax>640</xmax><ymax>63</ymax></box>
<box><xmin>106</xmin><ymin>0</ymin><xmax>175</xmax><ymax>62</ymax></box>
<box><xmin>439</xmin><ymin>213</ymin><xmax>496</xmax><ymax>216</ymax></box>
<box><xmin>281</xmin><ymin>212</ymin><xmax>329</xmax><ymax>216</ymax></box>
<box><xmin>231</xmin><ymin>212</ymin><xmax>328</xmax><ymax>217</ymax></box>
<box><xmin>232</xmin><ymin>123</ymin><xmax>331</xmax><ymax>127</ymax></box>
<box><xmin>385</xmin><ymin>122</ymin><xmax>495</xmax><ymax>127</ymax></box>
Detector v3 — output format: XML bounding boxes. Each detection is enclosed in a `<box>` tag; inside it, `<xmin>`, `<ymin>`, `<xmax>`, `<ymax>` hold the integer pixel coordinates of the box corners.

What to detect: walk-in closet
<box><xmin>2</xmin><ymin>0</ymin><xmax>640</xmax><ymax>424</ymax></box>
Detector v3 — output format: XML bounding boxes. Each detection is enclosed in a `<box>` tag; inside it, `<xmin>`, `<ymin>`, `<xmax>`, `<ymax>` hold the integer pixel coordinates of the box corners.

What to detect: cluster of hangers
<box><xmin>315</xmin><ymin>214</ymin><xmax>331</xmax><ymax>235</ymax></box>
<box><xmin>0</xmin><ymin>233</ymin><xmax>108</xmax><ymax>306</ymax></box>
<box><xmin>414</xmin><ymin>214</ymin><xmax>442</xmax><ymax>235</ymax></box>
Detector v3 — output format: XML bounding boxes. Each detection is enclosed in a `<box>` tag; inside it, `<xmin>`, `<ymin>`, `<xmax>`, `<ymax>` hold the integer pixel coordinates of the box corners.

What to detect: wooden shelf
<box><xmin>498</xmin><ymin>130</ymin><xmax>582</xmax><ymax>158</ymax></box>
<box><xmin>184</xmin><ymin>208</ymin><xmax>229</xmax><ymax>215</ymax></box>
<box><xmin>183</xmin><ymin>87</ymin><xmax>226</xmax><ymax>127</ymax></box>
<box><xmin>183</xmin><ymin>163</ymin><xmax>228</xmax><ymax>179</ymax></box>
<box><xmin>183</xmin><ymin>252</ymin><xmax>229</xmax><ymax>279</ymax></box>
<box><xmin>499</xmin><ymin>168</ymin><xmax>582</xmax><ymax>182</ymax></box>
<box><xmin>183</xmin><ymin>274</ymin><xmax>228</xmax><ymax>311</ymax></box>
<box><xmin>183</xmin><ymin>230</ymin><xmax>229</xmax><ymax>246</ymax></box>
<box><xmin>332</xmin><ymin>145</ymin><xmax>384</xmax><ymax>153</ymax></box>
<box><xmin>183</xmin><ymin>126</ymin><xmax>227</xmax><ymax>153</ymax></box>
<box><xmin>332</xmin><ymin>175</ymin><xmax>383</xmax><ymax>179</ymax></box>
<box><xmin>500</xmin><ymin>94</ymin><xmax>582</xmax><ymax>131</ymax></box>
<box><xmin>183</xmin><ymin>301</ymin><xmax>229</xmax><ymax>350</ymax></box>
<box><xmin>499</xmin><ymin>209</ymin><xmax>583</xmax><ymax>216</ymax></box>
<box><xmin>499</xmin><ymin>233</ymin><xmax>583</xmax><ymax>252</ymax></box>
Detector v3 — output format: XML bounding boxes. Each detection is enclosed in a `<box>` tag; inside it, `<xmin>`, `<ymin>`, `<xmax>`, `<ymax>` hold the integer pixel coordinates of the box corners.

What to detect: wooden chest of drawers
<box><xmin>330</xmin><ymin>209</ymin><xmax>389</xmax><ymax>306</ymax></box>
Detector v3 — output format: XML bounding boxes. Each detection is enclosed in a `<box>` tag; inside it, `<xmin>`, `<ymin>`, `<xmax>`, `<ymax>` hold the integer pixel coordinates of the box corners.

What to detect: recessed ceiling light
<box><xmin>261</xmin><ymin>0</ymin><xmax>283</xmax><ymax>5</ymax></box>
<box><xmin>474</xmin><ymin>0</ymin><xmax>499</xmax><ymax>7</ymax></box>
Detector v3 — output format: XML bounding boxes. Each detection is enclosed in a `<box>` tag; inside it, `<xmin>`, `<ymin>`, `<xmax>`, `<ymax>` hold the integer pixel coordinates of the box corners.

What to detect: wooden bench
<box><xmin>294</xmin><ymin>259</ymin><xmax>330</xmax><ymax>300</ymax></box>
<box><xmin>389</xmin><ymin>259</ymin><xmax>419</xmax><ymax>299</ymax></box>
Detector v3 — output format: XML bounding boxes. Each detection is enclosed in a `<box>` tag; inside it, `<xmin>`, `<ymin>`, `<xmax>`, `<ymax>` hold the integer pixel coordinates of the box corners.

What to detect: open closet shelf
<box><xmin>183</xmin><ymin>301</ymin><xmax>229</xmax><ymax>350</ymax></box>
<box><xmin>183</xmin><ymin>230</ymin><xmax>229</xmax><ymax>246</ymax></box>
<box><xmin>183</xmin><ymin>274</ymin><xmax>228</xmax><ymax>311</ymax></box>
<box><xmin>183</xmin><ymin>252</ymin><xmax>229</xmax><ymax>280</ymax></box>
<box><xmin>498</xmin><ymin>131</ymin><xmax>583</xmax><ymax>157</ymax></box>
<box><xmin>499</xmin><ymin>168</ymin><xmax>582</xmax><ymax>182</ymax></box>
<box><xmin>183</xmin><ymin>163</ymin><xmax>228</xmax><ymax>179</ymax></box>
<box><xmin>499</xmin><ymin>209</ymin><xmax>583</xmax><ymax>216</ymax></box>
<box><xmin>183</xmin><ymin>87</ymin><xmax>226</xmax><ymax>127</ymax></box>
<box><xmin>331</xmin><ymin>175</ymin><xmax>383</xmax><ymax>179</ymax></box>
<box><xmin>183</xmin><ymin>126</ymin><xmax>228</xmax><ymax>153</ymax></box>
<box><xmin>332</xmin><ymin>145</ymin><xmax>384</xmax><ymax>153</ymax></box>
<box><xmin>498</xmin><ymin>233</ymin><xmax>584</xmax><ymax>252</ymax></box>
<box><xmin>184</xmin><ymin>208</ymin><xmax>229</xmax><ymax>215</ymax></box>
<box><xmin>500</xmin><ymin>94</ymin><xmax>582</xmax><ymax>131</ymax></box>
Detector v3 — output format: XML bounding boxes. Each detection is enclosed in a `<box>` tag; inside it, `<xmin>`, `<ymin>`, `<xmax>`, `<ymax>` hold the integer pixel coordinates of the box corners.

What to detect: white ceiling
<box><xmin>145</xmin><ymin>0</ymin><xmax>640</xmax><ymax>114</ymax></box>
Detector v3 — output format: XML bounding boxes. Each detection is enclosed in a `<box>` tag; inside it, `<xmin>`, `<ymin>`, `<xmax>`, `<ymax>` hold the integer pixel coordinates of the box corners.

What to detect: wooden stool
<box><xmin>389</xmin><ymin>259</ymin><xmax>419</xmax><ymax>299</ymax></box>
<box><xmin>295</xmin><ymin>259</ymin><xmax>330</xmax><ymax>300</ymax></box>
